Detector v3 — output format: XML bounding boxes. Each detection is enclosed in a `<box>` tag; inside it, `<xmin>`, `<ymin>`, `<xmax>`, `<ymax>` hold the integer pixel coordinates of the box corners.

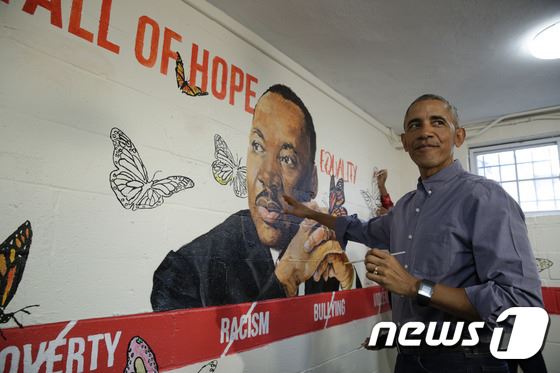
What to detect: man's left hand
<box><xmin>365</xmin><ymin>248</ymin><xmax>418</xmax><ymax>297</ymax></box>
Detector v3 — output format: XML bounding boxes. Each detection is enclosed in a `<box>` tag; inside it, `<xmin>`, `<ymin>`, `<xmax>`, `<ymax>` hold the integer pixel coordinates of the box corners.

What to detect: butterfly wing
<box><xmin>212</xmin><ymin>134</ymin><xmax>247</xmax><ymax>198</ymax></box>
<box><xmin>329</xmin><ymin>176</ymin><xmax>348</xmax><ymax>217</ymax></box>
<box><xmin>212</xmin><ymin>134</ymin><xmax>237</xmax><ymax>185</ymax></box>
<box><xmin>360</xmin><ymin>190</ymin><xmax>376</xmax><ymax>218</ymax></box>
<box><xmin>134</xmin><ymin>176</ymin><xmax>196</xmax><ymax>210</ymax></box>
<box><xmin>175</xmin><ymin>52</ymin><xmax>186</xmax><ymax>89</ymax></box>
<box><xmin>175</xmin><ymin>52</ymin><xmax>208</xmax><ymax>97</ymax></box>
<box><xmin>371</xmin><ymin>170</ymin><xmax>379</xmax><ymax>200</ymax></box>
<box><xmin>232</xmin><ymin>165</ymin><xmax>248</xmax><ymax>198</ymax></box>
<box><xmin>152</xmin><ymin>176</ymin><xmax>195</xmax><ymax>196</ymax></box>
<box><xmin>536</xmin><ymin>258</ymin><xmax>553</xmax><ymax>272</ymax></box>
<box><xmin>328</xmin><ymin>175</ymin><xmax>335</xmax><ymax>213</ymax></box>
<box><xmin>110</xmin><ymin>128</ymin><xmax>151</xmax><ymax>210</ymax></box>
<box><xmin>0</xmin><ymin>221</ymin><xmax>32</xmax><ymax>309</ymax></box>
<box><xmin>182</xmin><ymin>85</ymin><xmax>208</xmax><ymax>97</ymax></box>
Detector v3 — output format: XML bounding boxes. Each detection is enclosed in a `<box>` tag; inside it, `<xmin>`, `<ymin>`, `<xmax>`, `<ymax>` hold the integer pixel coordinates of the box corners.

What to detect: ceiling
<box><xmin>207</xmin><ymin>0</ymin><xmax>560</xmax><ymax>132</ymax></box>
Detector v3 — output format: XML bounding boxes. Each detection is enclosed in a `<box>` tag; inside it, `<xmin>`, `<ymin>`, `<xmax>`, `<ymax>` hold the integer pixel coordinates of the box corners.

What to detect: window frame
<box><xmin>469</xmin><ymin>136</ymin><xmax>560</xmax><ymax>215</ymax></box>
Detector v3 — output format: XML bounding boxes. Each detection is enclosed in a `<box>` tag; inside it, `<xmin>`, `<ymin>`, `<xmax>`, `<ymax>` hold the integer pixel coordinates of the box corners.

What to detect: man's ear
<box><xmin>309</xmin><ymin>165</ymin><xmax>318</xmax><ymax>199</ymax></box>
<box><xmin>454</xmin><ymin>127</ymin><xmax>466</xmax><ymax>148</ymax></box>
<box><xmin>401</xmin><ymin>133</ymin><xmax>409</xmax><ymax>152</ymax></box>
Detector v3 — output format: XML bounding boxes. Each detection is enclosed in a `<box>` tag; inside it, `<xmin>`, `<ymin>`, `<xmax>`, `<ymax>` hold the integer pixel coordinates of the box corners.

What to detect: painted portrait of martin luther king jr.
<box><xmin>151</xmin><ymin>84</ymin><xmax>358</xmax><ymax>311</ymax></box>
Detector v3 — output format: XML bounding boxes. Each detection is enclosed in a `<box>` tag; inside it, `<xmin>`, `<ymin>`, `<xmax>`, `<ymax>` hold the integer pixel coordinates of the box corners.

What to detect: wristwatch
<box><xmin>416</xmin><ymin>279</ymin><xmax>435</xmax><ymax>306</ymax></box>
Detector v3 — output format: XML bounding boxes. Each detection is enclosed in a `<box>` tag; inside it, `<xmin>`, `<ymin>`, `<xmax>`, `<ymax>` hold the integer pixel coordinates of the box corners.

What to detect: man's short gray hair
<box><xmin>405</xmin><ymin>94</ymin><xmax>460</xmax><ymax>128</ymax></box>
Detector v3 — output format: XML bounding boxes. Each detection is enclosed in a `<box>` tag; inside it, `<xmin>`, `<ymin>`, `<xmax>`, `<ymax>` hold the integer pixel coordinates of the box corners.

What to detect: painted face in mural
<box><xmin>247</xmin><ymin>91</ymin><xmax>317</xmax><ymax>248</ymax></box>
<box><xmin>401</xmin><ymin>99</ymin><xmax>465</xmax><ymax>179</ymax></box>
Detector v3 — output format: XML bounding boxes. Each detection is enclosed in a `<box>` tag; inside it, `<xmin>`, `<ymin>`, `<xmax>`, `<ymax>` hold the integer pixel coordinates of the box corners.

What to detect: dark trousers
<box><xmin>508</xmin><ymin>351</ymin><xmax>547</xmax><ymax>373</ymax></box>
<box><xmin>395</xmin><ymin>351</ymin><xmax>510</xmax><ymax>373</ymax></box>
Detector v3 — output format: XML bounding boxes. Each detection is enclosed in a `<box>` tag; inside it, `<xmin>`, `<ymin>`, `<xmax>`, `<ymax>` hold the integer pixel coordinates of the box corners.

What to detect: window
<box><xmin>470</xmin><ymin>138</ymin><xmax>560</xmax><ymax>213</ymax></box>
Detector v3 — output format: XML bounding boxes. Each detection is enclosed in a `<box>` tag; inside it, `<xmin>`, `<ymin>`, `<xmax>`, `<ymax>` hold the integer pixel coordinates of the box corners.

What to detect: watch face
<box><xmin>417</xmin><ymin>280</ymin><xmax>435</xmax><ymax>306</ymax></box>
<box><xmin>418</xmin><ymin>281</ymin><xmax>434</xmax><ymax>297</ymax></box>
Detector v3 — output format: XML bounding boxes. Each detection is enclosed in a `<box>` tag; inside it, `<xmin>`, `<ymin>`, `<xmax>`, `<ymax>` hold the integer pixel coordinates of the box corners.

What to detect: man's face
<box><xmin>247</xmin><ymin>92</ymin><xmax>315</xmax><ymax>248</ymax></box>
<box><xmin>401</xmin><ymin>99</ymin><xmax>465</xmax><ymax>179</ymax></box>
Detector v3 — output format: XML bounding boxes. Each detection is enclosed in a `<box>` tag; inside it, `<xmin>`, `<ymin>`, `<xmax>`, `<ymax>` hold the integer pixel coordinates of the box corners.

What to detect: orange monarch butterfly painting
<box><xmin>175</xmin><ymin>51</ymin><xmax>208</xmax><ymax>97</ymax></box>
<box><xmin>0</xmin><ymin>220</ymin><xmax>38</xmax><ymax>338</ymax></box>
<box><xmin>329</xmin><ymin>175</ymin><xmax>348</xmax><ymax>217</ymax></box>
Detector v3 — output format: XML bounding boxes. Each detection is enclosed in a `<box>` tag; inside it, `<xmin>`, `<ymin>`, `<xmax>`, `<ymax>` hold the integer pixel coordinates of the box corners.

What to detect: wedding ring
<box><xmin>373</xmin><ymin>266</ymin><xmax>379</xmax><ymax>276</ymax></box>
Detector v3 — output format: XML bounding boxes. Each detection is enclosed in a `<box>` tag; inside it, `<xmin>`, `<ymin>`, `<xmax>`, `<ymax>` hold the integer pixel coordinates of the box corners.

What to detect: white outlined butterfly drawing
<box><xmin>536</xmin><ymin>257</ymin><xmax>553</xmax><ymax>272</ymax></box>
<box><xmin>110</xmin><ymin>128</ymin><xmax>194</xmax><ymax>210</ymax></box>
<box><xmin>360</xmin><ymin>168</ymin><xmax>381</xmax><ymax>219</ymax></box>
<box><xmin>211</xmin><ymin>134</ymin><xmax>247</xmax><ymax>198</ymax></box>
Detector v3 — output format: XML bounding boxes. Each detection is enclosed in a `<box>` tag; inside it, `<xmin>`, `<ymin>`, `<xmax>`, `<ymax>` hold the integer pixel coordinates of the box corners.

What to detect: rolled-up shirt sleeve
<box><xmin>464</xmin><ymin>183</ymin><xmax>543</xmax><ymax>328</ymax></box>
<box><xmin>334</xmin><ymin>211</ymin><xmax>392</xmax><ymax>249</ymax></box>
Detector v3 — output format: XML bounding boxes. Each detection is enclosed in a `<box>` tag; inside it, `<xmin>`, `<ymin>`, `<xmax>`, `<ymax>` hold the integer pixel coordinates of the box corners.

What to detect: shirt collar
<box><xmin>416</xmin><ymin>160</ymin><xmax>464</xmax><ymax>192</ymax></box>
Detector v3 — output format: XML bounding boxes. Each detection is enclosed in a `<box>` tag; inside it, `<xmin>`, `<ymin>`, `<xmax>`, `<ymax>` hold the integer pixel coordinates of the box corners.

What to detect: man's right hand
<box><xmin>283</xmin><ymin>195</ymin><xmax>337</xmax><ymax>231</ymax></box>
<box><xmin>283</xmin><ymin>195</ymin><xmax>314</xmax><ymax>219</ymax></box>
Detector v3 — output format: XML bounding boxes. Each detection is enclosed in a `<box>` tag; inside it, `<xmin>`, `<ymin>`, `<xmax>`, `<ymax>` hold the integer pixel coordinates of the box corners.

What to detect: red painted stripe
<box><xmin>0</xmin><ymin>287</ymin><xmax>390</xmax><ymax>371</ymax></box>
<box><xmin>542</xmin><ymin>286</ymin><xmax>560</xmax><ymax>314</ymax></box>
<box><xmin>2</xmin><ymin>286</ymin><xmax>556</xmax><ymax>371</ymax></box>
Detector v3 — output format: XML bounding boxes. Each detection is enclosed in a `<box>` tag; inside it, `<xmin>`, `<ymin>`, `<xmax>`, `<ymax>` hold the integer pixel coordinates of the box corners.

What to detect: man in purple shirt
<box><xmin>284</xmin><ymin>94</ymin><xmax>544</xmax><ymax>372</ymax></box>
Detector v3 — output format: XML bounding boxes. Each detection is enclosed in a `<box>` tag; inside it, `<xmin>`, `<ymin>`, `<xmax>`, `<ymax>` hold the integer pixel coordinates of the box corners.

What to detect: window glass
<box><xmin>499</xmin><ymin>151</ymin><xmax>515</xmax><ymax>165</ymax></box>
<box><xmin>500</xmin><ymin>165</ymin><xmax>516</xmax><ymax>182</ymax></box>
<box><xmin>471</xmin><ymin>139</ymin><xmax>560</xmax><ymax>213</ymax></box>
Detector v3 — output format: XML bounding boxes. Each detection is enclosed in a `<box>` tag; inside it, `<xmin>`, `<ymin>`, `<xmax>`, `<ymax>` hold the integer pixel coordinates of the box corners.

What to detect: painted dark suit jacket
<box><xmin>151</xmin><ymin>210</ymin><xmax>351</xmax><ymax>311</ymax></box>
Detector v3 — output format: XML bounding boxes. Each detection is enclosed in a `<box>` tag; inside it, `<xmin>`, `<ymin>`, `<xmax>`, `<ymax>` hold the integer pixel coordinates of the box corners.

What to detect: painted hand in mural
<box><xmin>313</xmin><ymin>251</ymin><xmax>354</xmax><ymax>290</ymax></box>
<box><xmin>274</xmin><ymin>213</ymin><xmax>352</xmax><ymax>296</ymax></box>
<box><xmin>301</xmin><ymin>223</ymin><xmax>353</xmax><ymax>291</ymax></box>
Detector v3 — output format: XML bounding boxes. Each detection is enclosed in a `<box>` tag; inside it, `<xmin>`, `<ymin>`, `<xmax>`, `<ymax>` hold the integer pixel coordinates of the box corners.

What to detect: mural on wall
<box><xmin>0</xmin><ymin>221</ymin><xmax>38</xmax><ymax>337</ymax></box>
<box><xmin>0</xmin><ymin>1</ymin><xmax>397</xmax><ymax>371</ymax></box>
<box><xmin>536</xmin><ymin>258</ymin><xmax>554</xmax><ymax>272</ymax></box>
<box><xmin>124</xmin><ymin>336</ymin><xmax>159</xmax><ymax>373</ymax></box>
<box><xmin>151</xmin><ymin>84</ymin><xmax>360</xmax><ymax>311</ymax></box>
<box><xmin>197</xmin><ymin>360</ymin><xmax>218</xmax><ymax>373</ymax></box>
<box><xmin>175</xmin><ymin>52</ymin><xmax>208</xmax><ymax>97</ymax></box>
<box><xmin>360</xmin><ymin>168</ymin><xmax>382</xmax><ymax>219</ymax></box>
<box><xmin>212</xmin><ymin>134</ymin><xmax>248</xmax><ymax>198</ymax></box>
<box><xmin>109</xmin><ymin>127</ymin><xmax>195</xmax><ymax>210</ymax></box>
